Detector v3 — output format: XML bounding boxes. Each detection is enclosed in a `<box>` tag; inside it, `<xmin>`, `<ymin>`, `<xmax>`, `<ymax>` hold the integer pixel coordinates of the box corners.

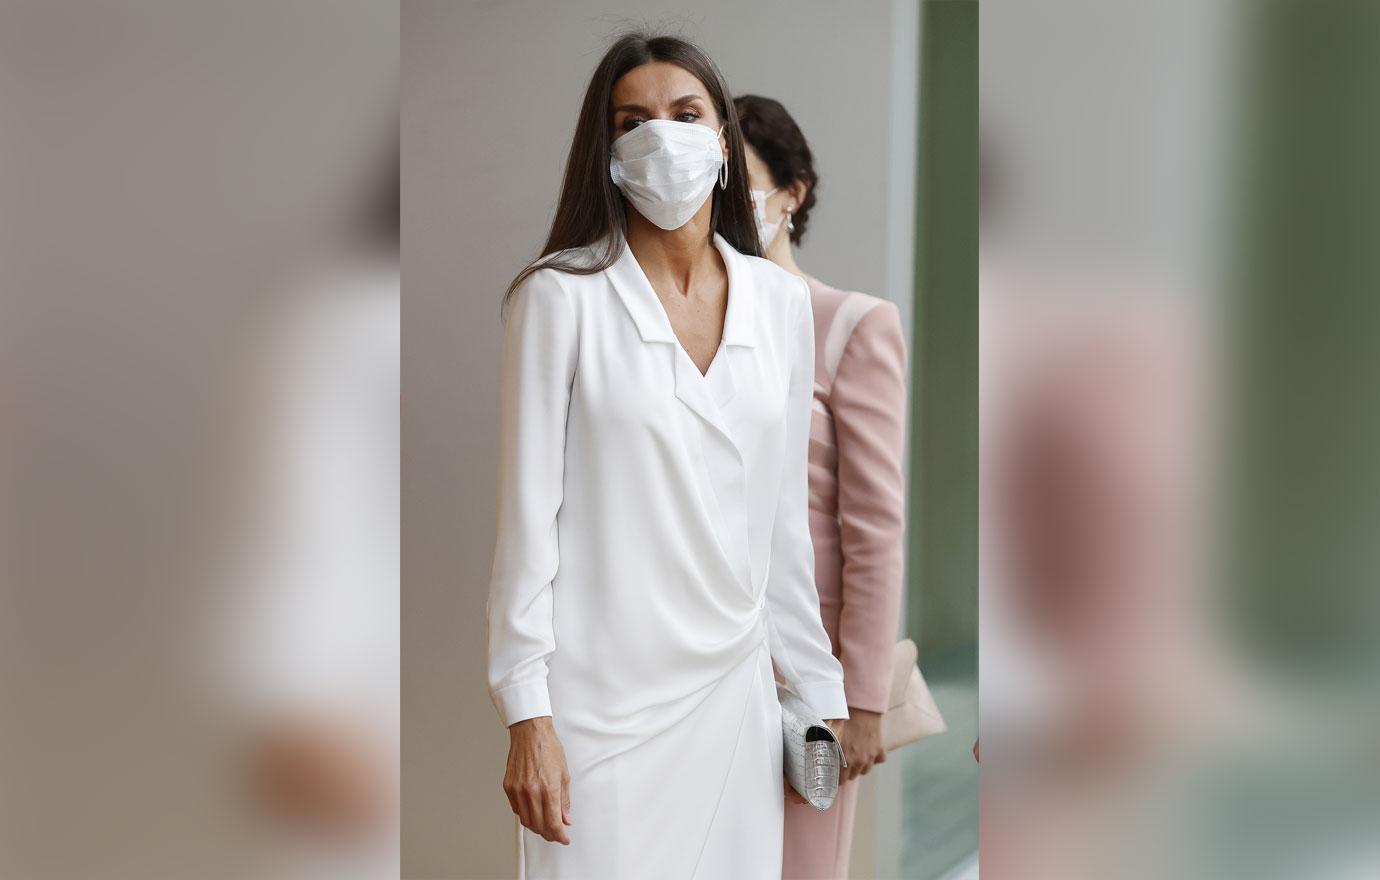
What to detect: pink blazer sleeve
<box><xmin>830</xmin><ymin>301</ymin><xmax>908</xmax><ymax>713</ymax></box>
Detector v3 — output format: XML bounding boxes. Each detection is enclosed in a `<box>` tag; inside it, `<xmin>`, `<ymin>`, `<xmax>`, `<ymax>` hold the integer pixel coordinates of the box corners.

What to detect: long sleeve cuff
<box><xmin>841</xmin><ymin>654</ymin><xmax>893</xmax><ymax>715</ymax></box>
<box><xmin>492</xmin><ymin>679</ymin><xmax>552</xmax><ymax>727</ymax></box>
<box><xmin>793</xmin><ymin>679</ymin><xmax>851</xmax><ymax>721</ymax></box>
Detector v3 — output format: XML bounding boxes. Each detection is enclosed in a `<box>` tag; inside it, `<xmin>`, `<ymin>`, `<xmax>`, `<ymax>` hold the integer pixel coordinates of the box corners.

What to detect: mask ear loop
<box><xmin>717</xmin><ymin>124</ymin><xmax>729</xmax><ymax>190</ymax></box>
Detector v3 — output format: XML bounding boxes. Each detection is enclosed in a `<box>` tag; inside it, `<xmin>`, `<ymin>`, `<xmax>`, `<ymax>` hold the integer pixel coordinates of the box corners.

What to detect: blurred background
<box><xmin>981</xmin><ymin>0</ymin><xmax>1380</xmax><ymax>878</ymax></box>
<box><xmin>402</xmin><ymin>1</ymin><xmax>976</xmax><ymax>878</ymax></box>
<box><xmin>0</xmin><ymin>2</ymin><xmax>398</xmax><ymax>878</ymax></box>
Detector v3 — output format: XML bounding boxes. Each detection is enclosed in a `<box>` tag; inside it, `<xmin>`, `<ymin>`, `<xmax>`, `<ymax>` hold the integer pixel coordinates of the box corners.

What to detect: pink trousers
<box><xmin>780</xmin><ymin>772</ymin><xmax>861</xmax><ymax>879</ymax></box>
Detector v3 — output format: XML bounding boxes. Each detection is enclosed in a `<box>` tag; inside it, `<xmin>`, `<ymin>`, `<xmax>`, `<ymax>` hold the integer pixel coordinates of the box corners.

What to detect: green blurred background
<box><xmin>902</xmin><ymin>2</ymin><xmax>978</xmax><ymax>878</ymax></box>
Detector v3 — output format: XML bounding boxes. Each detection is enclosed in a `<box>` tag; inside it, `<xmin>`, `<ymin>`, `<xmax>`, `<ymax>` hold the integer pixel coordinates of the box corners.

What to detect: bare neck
<box><xmin>624</xmin><ymin>203</ymin><xmax>721</xmax><ymax>297</ymax></box>
<box><xmin>763</xmin><ymin>230</ymin><xmax>808</xmax><ymax>280</ymax></box>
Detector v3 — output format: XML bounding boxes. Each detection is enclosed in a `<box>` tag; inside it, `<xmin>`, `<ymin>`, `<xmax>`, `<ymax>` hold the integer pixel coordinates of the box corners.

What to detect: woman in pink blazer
<box><xmin>735</xmin><ymin>94</ymin><xmax>909</xmax><ymax>879</ymax></box>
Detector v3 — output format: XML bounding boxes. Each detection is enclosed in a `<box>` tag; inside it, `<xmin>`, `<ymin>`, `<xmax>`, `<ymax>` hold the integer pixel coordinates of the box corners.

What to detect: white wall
<box><xmin>402</xmin><ymin>2</ymin><xmax>916</xmax><ymax>876</ymax></box>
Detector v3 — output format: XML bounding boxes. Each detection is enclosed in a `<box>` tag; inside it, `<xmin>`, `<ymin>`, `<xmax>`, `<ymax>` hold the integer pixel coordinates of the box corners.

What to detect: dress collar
<box><xmin>606</xmin><ymin>230</ymin><xmax>756</xmax><ymax>348</ymax></box>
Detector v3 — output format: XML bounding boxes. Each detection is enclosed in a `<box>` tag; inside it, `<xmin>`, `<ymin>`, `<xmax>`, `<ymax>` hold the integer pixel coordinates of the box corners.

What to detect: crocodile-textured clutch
<box><xmin>777</xmin><ymin>682</ymin><xmax>847</xmax><ymax>810</ymax></box>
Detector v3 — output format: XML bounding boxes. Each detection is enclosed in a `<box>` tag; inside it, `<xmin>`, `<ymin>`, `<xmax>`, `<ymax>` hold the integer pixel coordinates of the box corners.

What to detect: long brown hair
<box><xmin>502</xmin><ymin>32</ymin><xmax>761</xmax><ymax>315</ymax></box>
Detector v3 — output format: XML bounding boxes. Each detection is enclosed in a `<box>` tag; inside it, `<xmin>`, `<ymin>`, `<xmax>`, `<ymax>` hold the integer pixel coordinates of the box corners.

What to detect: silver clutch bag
<box><xmin>776</xmin><ymin>682</ymin><xmax>847</xmax><ymax>810</ymax></box>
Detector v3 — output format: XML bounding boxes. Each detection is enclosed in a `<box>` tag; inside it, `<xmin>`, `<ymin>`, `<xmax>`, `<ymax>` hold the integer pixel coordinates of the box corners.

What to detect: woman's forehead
<box><xmin>611</xmin><ymin>62</ymin><xmax>710</xmax><ymax>108</ymax></box>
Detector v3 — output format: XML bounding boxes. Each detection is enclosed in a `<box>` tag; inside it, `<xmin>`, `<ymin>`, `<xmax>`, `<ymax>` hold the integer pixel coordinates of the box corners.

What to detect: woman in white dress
<box><xmin>486</xmin><ymin>32</ymin><xmax>849</xmax><ymax>879</ymax></box>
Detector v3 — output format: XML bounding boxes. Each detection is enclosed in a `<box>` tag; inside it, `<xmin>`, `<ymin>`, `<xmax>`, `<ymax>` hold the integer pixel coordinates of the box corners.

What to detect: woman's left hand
<box><xmin>836</xmin><ymin>709</ymin><xmax>885</xmax><ymax>782</ymax></box>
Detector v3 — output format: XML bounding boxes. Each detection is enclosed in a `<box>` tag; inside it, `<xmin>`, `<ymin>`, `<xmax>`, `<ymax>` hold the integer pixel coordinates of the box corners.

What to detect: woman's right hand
<box><xmin>503</xmin><ymin>716</ymin><xmax>573</xmax><ymax>845</ymax></box>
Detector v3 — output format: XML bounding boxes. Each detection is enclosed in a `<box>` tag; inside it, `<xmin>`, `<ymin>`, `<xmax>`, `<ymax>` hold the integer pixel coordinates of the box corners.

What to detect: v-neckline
<box><xmin>625</xmin><ymin>238</ymin><xmax>732</xmax><ymax>380</ymax></box>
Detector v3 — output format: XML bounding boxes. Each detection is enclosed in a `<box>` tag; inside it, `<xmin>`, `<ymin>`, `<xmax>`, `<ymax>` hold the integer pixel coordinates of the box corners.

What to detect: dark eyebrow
<box><xmin>612</xmin><ymin>94</ymin><xmax>707</xmax><ymax>114</ymax></box>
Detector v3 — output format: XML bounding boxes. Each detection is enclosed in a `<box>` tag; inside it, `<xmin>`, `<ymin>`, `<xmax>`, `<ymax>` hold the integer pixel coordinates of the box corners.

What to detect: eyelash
<box><xmin>622</xmin><ymin>110</ymin><xmax>700</xmax><ymax>131</ymax></box>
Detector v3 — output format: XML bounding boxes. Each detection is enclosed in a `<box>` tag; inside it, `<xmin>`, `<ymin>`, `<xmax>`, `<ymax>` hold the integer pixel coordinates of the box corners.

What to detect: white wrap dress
<box><xmin>486</xmin><ymin>231</ymin><xmax>849</xmax><ymax>879</ymax></box>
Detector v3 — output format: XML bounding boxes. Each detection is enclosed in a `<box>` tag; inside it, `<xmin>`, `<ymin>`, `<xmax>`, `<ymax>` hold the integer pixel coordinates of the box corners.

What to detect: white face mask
<box><xmin>609</xmin><ymin>119</ymin><xmax>725</xmax><ymax>230</ymax></box>
<box><xmin>750</xmin><ymin>186</ymin><xmax>785</xmax><ymax>248</ymax></box>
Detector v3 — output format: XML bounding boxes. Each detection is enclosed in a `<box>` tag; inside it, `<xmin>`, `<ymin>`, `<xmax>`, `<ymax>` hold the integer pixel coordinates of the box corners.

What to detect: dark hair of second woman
<box><xmin>733</xmin><ymin>94</ymin><xmax>819</xmax><ymax>246</ymax></box>
<box><xmin>503</xmin><ymin>33</ymin><xmax>762</xmax><ymax>314</ymax></box>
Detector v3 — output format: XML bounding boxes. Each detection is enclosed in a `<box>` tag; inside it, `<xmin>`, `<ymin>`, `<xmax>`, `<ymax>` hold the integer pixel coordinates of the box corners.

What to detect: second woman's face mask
<box><xmin>750</xmin><ymin>186</ymin><xmax>785</xmax><ymax>248</ymax></box>
<box><xmin>610</xmin><ymin>119</ymin><xmax>725</xmax><ymax>230</ymax></box>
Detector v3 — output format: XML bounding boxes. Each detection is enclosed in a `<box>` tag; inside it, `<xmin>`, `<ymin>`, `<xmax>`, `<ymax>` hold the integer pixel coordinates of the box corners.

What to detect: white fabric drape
<box><xmin>486</xmin><ymin>232</ymin><xmax>847</xmax><ymax>878</ymax></box>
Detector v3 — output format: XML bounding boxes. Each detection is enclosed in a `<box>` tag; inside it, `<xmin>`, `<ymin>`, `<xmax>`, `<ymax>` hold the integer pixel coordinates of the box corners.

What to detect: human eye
<box><xmin>620</xmin><ymin>116</ymin><xmax>646</xmax><ymax>132</ymax></box>
<box><xmin>675</xmin><ymin>110</ymin><xmax>701</xmax><ymax>123</ymax></box>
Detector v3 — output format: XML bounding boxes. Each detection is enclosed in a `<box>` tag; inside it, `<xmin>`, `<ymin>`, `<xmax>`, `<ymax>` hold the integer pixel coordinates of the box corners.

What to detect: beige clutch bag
<box><xmin>881</xmin><ymin>638</ymin><xmax>948</xmax><ymax>752</ymax></box>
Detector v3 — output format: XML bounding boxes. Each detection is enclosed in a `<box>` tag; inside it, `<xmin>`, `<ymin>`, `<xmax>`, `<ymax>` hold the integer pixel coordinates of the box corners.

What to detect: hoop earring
<box><xmin>718</xmin><ymin>160</ymin><xmax>729</xmax><ymax>190</ymax></box>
